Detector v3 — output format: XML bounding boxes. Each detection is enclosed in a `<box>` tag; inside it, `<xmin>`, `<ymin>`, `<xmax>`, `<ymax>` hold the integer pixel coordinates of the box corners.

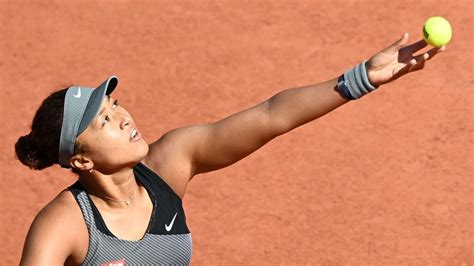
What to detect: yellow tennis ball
<box><xmin>423</xmin><ymin>16</ymin><xmax>452</xmax><ymax>47</ymax></box>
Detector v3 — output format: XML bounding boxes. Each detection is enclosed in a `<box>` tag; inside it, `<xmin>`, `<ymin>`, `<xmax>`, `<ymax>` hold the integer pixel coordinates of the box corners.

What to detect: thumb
<box><xmin>386</xmin><ymin>33</ymin><xmax>409</xmax><ymax>52</ymax></box>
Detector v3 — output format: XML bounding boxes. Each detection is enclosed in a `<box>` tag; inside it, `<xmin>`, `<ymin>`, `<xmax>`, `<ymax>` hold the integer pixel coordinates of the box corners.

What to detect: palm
<box><xmin>366</xmin><ymin>33</ymin><xmax>445</xmax><ymax>87</ymax></box>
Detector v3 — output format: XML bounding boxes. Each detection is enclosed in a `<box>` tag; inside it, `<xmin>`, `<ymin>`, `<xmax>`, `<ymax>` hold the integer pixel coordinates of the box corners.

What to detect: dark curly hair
<box><xmin>15</xmin><ymin>87</ymin><xmax>87</xmax><ymax>174</ymax></box>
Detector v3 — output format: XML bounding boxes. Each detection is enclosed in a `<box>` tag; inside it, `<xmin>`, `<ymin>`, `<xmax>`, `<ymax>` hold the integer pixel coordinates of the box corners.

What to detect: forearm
<box><xmin>267</xmin><ymin>77</ymin><xmax>349</xmax><ymax>135</ymax></box>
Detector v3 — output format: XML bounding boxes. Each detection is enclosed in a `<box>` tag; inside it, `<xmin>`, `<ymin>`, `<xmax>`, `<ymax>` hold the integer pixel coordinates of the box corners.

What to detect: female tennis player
<box><xmin>16</xmin><ymin>33</ymin><xmax>445</xmax><ymax>265</ymax></box>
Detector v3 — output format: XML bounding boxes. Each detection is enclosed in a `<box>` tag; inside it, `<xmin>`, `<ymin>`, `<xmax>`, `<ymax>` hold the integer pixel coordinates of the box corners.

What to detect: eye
<box><xmin>103</xmin><ymin>115</ymin><xmax>110</xmax><ymax>126</ymax></box>
<box><xmin>102</xmin><ymin>100</ymin><xmax>119</xmax><ymax>126</ymax></box>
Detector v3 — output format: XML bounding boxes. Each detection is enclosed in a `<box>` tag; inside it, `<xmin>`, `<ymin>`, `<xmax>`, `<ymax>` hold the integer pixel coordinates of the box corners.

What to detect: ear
<box><xmin>69</xmin><ymin>154</ymin><xmax>94</xmax><ymax>172</ymax></box>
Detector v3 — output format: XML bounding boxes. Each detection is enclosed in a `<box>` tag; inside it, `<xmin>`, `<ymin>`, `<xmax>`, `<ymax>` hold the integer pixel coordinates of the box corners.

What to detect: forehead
<box><xmin>100</xmin><ymin>95</ymin><xmax>112</xmax><ymax>109</ymax></box>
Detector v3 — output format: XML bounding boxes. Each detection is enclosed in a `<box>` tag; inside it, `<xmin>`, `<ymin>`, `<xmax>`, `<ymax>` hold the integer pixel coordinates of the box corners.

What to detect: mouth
<box><xmin>130</xmin><ymin>127</ymin><xmax>142</xmax><ymax>142</ymax></box>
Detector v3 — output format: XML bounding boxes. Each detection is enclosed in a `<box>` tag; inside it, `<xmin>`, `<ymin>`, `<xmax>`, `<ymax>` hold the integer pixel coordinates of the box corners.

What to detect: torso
<box><xmin>58</xmin><ymin>159</ymin><xmax>189</xmax><ymax>265</ymax></box>
<box><xmin>60</xmin><ymin>177</ymin><xmax>154</xmax><ymax>265</ymax></box>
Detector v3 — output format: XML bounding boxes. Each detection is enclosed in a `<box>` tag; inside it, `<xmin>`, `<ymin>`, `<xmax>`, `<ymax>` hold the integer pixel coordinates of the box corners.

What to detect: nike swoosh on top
<box><xmin>165</xmin><ymin>212</ymin><xmax>178</xmax><ymax>232</ymax></box>
<box><xmin>73</xmin><ymin>87</ymin><xmax>81</xmax><ymax>98</ymax></box>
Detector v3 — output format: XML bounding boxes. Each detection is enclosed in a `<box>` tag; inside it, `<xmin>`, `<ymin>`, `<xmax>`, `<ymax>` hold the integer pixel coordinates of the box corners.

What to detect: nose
<box><xmin>119</xmin><ymin>114</ymin><xmax>131</xmax><ymax>129</ymax></box>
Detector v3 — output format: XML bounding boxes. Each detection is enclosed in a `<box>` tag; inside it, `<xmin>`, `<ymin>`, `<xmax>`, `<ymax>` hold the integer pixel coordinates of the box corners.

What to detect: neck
<box><xmin>78</xmin><ymin>166</ymin><xmax>139</xmax><ymax>208</ymax></box>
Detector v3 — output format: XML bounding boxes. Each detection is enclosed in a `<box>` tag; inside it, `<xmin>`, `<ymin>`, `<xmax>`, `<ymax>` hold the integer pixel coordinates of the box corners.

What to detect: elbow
<box><xmin>264</xmin><ymin>95</ymin><xmax>294</xmax><ymax>137</ymax></box>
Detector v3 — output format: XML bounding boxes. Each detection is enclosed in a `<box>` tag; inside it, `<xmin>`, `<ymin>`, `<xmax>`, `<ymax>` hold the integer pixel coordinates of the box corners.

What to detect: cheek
<box><xmin>94</xmin><ymin>128</ymin><xmax>146</xmax><ymax>156</ymax></box>
<box><xmin>98</xmin><ymin>130</ymin><xmax>128</xmax><ymax>150</ymax></box>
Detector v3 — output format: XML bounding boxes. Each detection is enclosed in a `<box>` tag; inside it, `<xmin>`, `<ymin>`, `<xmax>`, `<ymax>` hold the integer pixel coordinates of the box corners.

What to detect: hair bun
<box><xmin>15</xmin><ymin>133</ymin><xmax>51</xmax><ymax>170</ymax></box>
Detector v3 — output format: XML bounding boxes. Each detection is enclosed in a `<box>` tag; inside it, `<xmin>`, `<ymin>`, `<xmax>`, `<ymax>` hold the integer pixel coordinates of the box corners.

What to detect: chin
<box><xmin>134</xmin><ymin>141</ymin><xmax>150</xmax><ymax>161</ymax></box>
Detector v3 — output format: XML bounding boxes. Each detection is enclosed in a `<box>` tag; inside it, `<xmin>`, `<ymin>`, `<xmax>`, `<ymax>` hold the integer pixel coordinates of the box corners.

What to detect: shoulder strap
<box><xmin>134</xmin><ymin>162</ymin><xmax>182</xmax><ymax>200</ymax></box>
<box><xmin>68</xmin><ymin>181</ymin><xmax>96</xmax><ymax>228</ymax></box>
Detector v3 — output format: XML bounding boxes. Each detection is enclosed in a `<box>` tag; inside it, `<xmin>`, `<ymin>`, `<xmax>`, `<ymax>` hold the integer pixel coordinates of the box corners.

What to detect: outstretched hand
<box><xmin>366</xmin><ymin>33</ymin><xmax>446</xmax><ymax>87</ymax></box>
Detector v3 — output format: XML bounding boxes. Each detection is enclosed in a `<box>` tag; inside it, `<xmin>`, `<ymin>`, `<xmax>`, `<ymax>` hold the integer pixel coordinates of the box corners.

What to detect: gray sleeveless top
<box><xmin>68</xmin><ymin>162</ymin><xmax>193</xmax><ymax>265</ymax></box>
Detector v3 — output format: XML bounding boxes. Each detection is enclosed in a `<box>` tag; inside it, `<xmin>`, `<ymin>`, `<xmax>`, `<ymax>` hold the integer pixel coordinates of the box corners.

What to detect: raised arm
<box><xmin>145</xmin><ymin>33</ymin><xmax>445</xmax><ymax>197</ymax></box>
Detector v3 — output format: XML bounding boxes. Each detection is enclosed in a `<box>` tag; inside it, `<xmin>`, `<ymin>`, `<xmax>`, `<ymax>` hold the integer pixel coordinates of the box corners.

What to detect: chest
<box><xmin>99</xmin><ymin>197</ymin><xmax>154</xmax><ymax>241</ymax></box>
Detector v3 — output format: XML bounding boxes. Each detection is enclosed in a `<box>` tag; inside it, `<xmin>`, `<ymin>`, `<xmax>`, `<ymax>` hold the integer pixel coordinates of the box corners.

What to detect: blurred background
<box><xmin>1</xmin><ymin>0</ymin><xmax>472</xmax><ymax>264</ymax></box>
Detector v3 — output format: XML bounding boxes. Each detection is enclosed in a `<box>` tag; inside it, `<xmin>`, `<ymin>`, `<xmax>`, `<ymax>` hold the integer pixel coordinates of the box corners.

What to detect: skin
<box><xmin>20</xmin><ymin>33</ymin><xmax>445</xmax><ymax>265</ymax></box>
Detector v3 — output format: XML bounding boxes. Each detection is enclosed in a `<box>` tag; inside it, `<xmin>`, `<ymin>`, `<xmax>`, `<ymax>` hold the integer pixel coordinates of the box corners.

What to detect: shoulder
<box><xmin>33</xmin><ymin>189</ymin><xmax>85</xmax><ymax>233</ymax></box>
<box><xmin>20</xmin><ymin>189</ymin><xmax>88</xmax><ymax>265</ymax></box>
<box><xmin>143</xmin><ymin>125</ymin><xmax>210</xmax><ymax>199</ymax></box>
<box><xmin>146</xmin><ymin>124</ymin><xmax>212</xmax><ymax>169</ymax></box>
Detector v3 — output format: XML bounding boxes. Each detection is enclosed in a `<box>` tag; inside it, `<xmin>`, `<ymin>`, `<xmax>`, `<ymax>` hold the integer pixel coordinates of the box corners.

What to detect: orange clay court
<box><xmin>0</xmin><ymin>1</ymin><xmax>472</xmax><ymax>265</ymax></box>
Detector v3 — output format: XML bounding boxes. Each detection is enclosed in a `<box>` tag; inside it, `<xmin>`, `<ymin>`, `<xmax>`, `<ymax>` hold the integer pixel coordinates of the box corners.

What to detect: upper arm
<box><xmin>146</xmin><ymin>100</ymin><xmax>277</xmax><ymax>190</ymax></box>
<box><xmin>20</xmin><ymin>199</ymin><xmax>77</xmax><ymax>265</ymax></box>
<box><xmin>190</xmin><ymin>101</ymin><xmax>276</xmax><ymax>174</ymax></box>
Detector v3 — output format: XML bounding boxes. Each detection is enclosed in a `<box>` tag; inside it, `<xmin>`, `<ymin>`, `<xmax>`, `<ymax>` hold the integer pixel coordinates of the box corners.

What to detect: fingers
<box><xmin>390</xmin><ymin>43</ymin><xmax>447</xmax><ymax>81</ymax></box>
<box><xmin>409</xmin><ymin>53</ymin><xmax>427</xmax><ymax>72</ymax></box>
<box><xmin>404</xmin><ymin>45</ymin><xmax>446</xmax><ymax>72</ymax></box>
<box><xmin>387</xmin><ymin>33</ymin><xmax>409</xmax><ymax>53</ymax></box>
<box><xmin>402</xmin><ymin>39</ymin><xmax>428</xmax><ymax>54</ymax></box>
<box><xmin>388</xmin><ymin>33</ymin><xmax>446</xmax><ymax>56</ymax></box>
<box><xmin>425</xmin><ymin>45</ymin><xmax>446</xmax><ymax>60</ymax></box>
<box><xmin>411</xmin><ymin>45</ymin><xmax>446</xmax><ymax>64</ymax></box>
<box><xmin>397</xmin><ymin>32</ymin><xmax>409</xmax><ymax>47</ymax></box>
<box><xmin>411</xmin><ymin>52</ymin><xmax>429</xmax><ymax>65</ymax></box>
